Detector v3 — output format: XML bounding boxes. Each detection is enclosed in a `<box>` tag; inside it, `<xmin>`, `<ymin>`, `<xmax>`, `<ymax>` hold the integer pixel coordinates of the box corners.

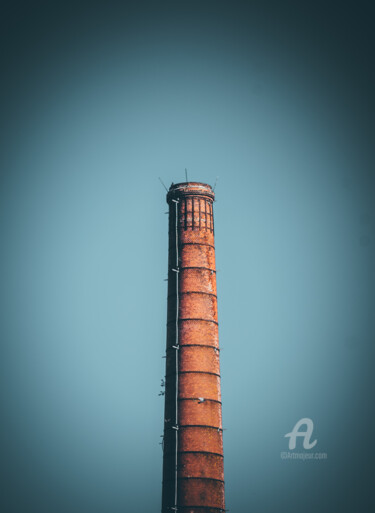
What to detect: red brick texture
<box><xmin>162</xmin><ymin>183</ymin><xmax>225</xmax><ymax>513</ymax></box>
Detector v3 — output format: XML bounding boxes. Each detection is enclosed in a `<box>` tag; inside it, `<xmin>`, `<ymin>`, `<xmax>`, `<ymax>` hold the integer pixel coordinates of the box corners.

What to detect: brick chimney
<box><xmin>161</xmin><ymin>182</ymin><xmax>225</xmax><ymax>513</ymax></box>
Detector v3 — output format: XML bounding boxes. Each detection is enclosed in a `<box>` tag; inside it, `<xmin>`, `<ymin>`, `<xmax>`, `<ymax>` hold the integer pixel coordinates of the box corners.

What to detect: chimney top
<box><xmin>166</xmin><ymin>182</ymin><xmax>215</xmax><ymax>204</ymax></box>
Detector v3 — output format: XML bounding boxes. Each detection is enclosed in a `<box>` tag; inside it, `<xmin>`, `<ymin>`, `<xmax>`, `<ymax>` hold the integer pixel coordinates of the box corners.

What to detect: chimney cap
<box><xmin>166</xmin><ymin>182</ymin><xmax>215</xmax><ymax>203</ymax></box>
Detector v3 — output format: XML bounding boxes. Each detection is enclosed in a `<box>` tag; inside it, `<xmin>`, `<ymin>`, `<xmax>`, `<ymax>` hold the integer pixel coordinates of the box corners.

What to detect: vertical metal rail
<box><xmin>171</xmin><ymin>198</ymin><xmax>180</xmax><ymax>511</ymax></box>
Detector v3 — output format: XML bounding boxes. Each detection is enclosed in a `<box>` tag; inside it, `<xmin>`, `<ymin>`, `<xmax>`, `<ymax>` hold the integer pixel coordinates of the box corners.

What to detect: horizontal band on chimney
<box><xmin>165</xmin><ymin>370</ymin><xmax>220</xmax><ymax>378</ymax></box>
<box><xmin>168</xmin><ymin>291</ymin><xmax>217</xmax><ymax>299</ymax></box>
<box><xmin>167</xmin><ymin>238</ymin><xmax>215</xmax><ymax>249</ymax></box>
<box><xmin>169</xmin><ymin>266</ymin><xmax>216</xmax><ymax>273</ymax></box>
<box><xmin>178</xmin><ymin>425</ymin><xmax>224</xmax><ymax>431</ymax></box>
<box><xmin>172</xmin><ymin>507</ymin><xmax>226</xmax><ymax>512</ymax></box>
<box><xmin>179</xmin><ymin>242</ymin><xmax>216</xmax><ymax>249</ymax></box>
<box><xmin>163</xmin><ymin>477</ymin><xmax>225</xmax><ymax>484</ymax></box>
<box><xmin>178</xmin><ymin>398</ymin><xmax>222</xmax><ymax>405</ymax></box>
<box><xmin>177</xmin><ymin>450</ymin><xmax>224</xmax><ymax>458</ymax></box>
<box><xmin>167</xmin><ymin>318</ymin><xmax>219</xmax><ymax>326</ymax></box>
<box><xmin>165</xmin><ymin>344</ymin><xmax>220</xmax><ymax>351</ymax></box>
<box><xmin>163</xmin><ymin>446</ymin><xmax>224</xmax><ymax>457</ymax></box>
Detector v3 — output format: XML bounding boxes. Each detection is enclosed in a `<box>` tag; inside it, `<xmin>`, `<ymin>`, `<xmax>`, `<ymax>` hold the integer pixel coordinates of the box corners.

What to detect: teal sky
<box><xmin>1</xmin><ymin>2</ymin><xmax>374</xmax><ymax>512</ymax></box>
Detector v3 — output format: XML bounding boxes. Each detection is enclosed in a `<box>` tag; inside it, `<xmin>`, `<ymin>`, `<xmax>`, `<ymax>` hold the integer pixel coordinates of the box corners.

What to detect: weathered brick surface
<box><xmin>166</xmin><ymin>345</ymin><xmax>221</xmax><ymax>375</ymax></box>
<box><xmin>179</xmin><ymin>398</ymin><xmax>222</xmax><ymax>428</ymax></box>
<box><xmin>164</xmin><ymin>376</ymin><xmax>221</xmax><ymax>405</ymax></box>
<box><xmin>162</xmin><ymin>183</ymin><xmax>225</xmax><ymax>513</ymax></box>
<box><xmin>178</xmin><ymin>373</ymin><xmax>221</xmax><ymax>401</ymax></box>
<box><xmin>178</xmin><ymin>426</ymin><xmax>224</xmax><ymax>454</ymax></box>
<box><xmin>180</xmin><ymin>244</ymin><xmax>216</xmax><ymax>269</ymax></box>
<box><xmin>166</xmin><ymin>319</ymin><xmax>219</xmax><ymax>348</ymax></box>
<box><xmin>167</xmin><ymin>292</ymin><xmax>218</xmax><ymax>322</ymax></box>
<box><xmin>179</xmin><ymin>293</ymin><xmax>218</xmax><ymax>323</ymax></box>
<box><xmin>178</xmin><ymin>345</ymin><xmax>220</xmax><ymax>374</ymax></box>
<box><xmin>179</xmin><ymin>452</ymin><xmax>224</xmax><ymax>481</ymax></box>
<box><xmin>178</xmin><ymin>479</ymin><xmax>225</xmax><ymax>509</ymax></box>
<box><xmin>180</xmin><ymin>228</ymin><xmax>215</xmax><ymax>245</ymax></box>
<box><xmin>179</xmin><ymin>268</ymin><xmax>217</xmax><ymax>295</ymax></box>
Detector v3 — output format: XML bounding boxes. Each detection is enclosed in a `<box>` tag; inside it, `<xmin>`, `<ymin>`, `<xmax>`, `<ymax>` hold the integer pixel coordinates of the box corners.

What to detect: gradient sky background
<box><xmin>1</xmin><ymin>1</ymin><xmax>374</xmax><ymax>512</ymax></box>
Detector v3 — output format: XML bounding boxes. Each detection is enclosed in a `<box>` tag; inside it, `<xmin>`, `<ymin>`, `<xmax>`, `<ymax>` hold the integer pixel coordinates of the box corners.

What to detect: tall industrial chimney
<box><xmin>161</xmin><ymin>182</ymin><xmax>225</xmax><ymax>513</ymax></box>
